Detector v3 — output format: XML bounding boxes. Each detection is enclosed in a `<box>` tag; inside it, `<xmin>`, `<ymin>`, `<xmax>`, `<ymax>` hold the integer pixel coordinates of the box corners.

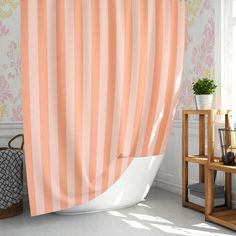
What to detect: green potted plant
<box><xmin>192</xmin><ymin>78</ymin><xmax>217</xmax><ymax>109</ymax></box>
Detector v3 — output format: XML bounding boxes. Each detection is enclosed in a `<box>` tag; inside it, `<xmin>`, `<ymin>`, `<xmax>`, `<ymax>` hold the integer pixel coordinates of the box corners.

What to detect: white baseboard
<box><xmin>154</xmin><ymin>179</ymin><xmax>182</xmax><ymax>195</ymax></box>
<box><xmin>154</xmin><ymin>178</ymin><xmax>236</xmax><ymax>208</ymax></box>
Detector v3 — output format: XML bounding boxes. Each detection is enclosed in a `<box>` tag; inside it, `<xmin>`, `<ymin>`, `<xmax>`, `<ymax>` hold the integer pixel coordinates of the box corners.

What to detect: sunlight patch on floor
<box><xmin>129</xmin><ymin>213</ymin><xmax>173</xmax><ymax>224</ymax></box>
<box><xmin>151</xmin><ymin>224</ymin><xmax>234</xmax><ymax>236</ymax></box>
<box><xmin>108</xmin><ymin>211</ymin><xmax>127</xmax><ymax>218</ymax></box>
<box><xmin>106</xmin><ymin>190</ymin><xmax>233</xmax><ymax>236</ymax></box>
<box><xmin>192</xmin><ymin>223</ymin><xmax>219</xmax><ymax>230</ymax></box>
<box><xmin>137</xmin><ymin>203</ymin><xmax>151</xmax><ymax>208</ymax></box>
<box><xmin>122</xmin><ymin>219</ymin><xmax>151</xmax><ymax>230</ymax></box>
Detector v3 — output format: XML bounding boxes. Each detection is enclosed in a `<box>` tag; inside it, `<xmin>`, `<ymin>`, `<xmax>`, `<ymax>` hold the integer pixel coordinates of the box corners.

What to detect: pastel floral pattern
<box><xmin>7</xmin><ymin>41</ymin><xmax>21</xmax><ymax>78</ymax></box>
<box><xmin>0</xmin><ymin>0</ymin><xmax>19</xmax><ymax>19</ymax></box>
<box><xmin>0</xmin><ymin>104</ymin><xmax>8</xmax><ymax>121</ymax></box>
<box><xmin>0</xmin><ymin>4</ymin><xmax>21</xmax><ymax>121</ymax></box>
<box><xmin>175</xmin><ymin>0</ymin><xmax>215</xmax><ymax>120</ymax></box>
<box><xmin>186</xmin><ymin>0</ymin><xmax>203</xmax><ymax>28</ymax></box>
<box><xmin>0</xmin><ymin>75</ymin><xmax>12</xmax><ymax>102</ymax></box>
<box><xmin>0</xmin><ymin>20</ymin><xmax>9</xmax><ymax>36</ymax></box>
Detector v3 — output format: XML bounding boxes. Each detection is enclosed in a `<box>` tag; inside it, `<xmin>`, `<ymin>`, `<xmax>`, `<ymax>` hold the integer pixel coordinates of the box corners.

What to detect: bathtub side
<box><xmin>57</xmin><ymin>155</ymin><xmax>164</xmax><ymax>215</ymax></box>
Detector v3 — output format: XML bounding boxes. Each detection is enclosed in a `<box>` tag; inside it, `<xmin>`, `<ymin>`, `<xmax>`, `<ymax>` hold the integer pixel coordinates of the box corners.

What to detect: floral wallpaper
<box><xmin>0</xmin><ymin>0</ymin><xmax>214</xmax><ymax>122</ymax></box>
<box><xmin>175</xmin><ymin>0</ymin><xmax>215</xmax><ymax>119</ymax></box>
<box><xmin>0</xmin><ymin>1</ymin><xmax>21</xmax><ymax>122</ymax></box>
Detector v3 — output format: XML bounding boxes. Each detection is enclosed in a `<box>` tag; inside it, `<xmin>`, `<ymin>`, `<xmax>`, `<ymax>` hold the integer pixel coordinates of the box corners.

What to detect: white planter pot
<box><xmin>195</xmin><ymin>95</ymin><xmax>213</xmax><ymax>110</ymax></box>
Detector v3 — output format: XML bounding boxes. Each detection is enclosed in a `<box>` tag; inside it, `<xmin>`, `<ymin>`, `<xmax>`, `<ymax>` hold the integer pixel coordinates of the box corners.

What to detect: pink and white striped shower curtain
<box><xmin>21</xmin><ymin>0</ymin><xmax>185</xmax><ymax>216</ymax></box>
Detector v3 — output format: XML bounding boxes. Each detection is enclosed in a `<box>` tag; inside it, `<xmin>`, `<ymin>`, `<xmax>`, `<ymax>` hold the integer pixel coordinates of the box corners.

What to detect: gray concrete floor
<box><xmin>0</xmin><ymin>188</ymin><xmax>234</xmax><ymax>236</ymax></box>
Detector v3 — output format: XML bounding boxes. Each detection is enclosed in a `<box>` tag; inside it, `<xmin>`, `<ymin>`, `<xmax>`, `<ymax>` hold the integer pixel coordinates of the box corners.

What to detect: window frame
<box><xmin>215</xmin><ymin>0</ymin><xmax>235</xmax><ymax>110</ymax></box>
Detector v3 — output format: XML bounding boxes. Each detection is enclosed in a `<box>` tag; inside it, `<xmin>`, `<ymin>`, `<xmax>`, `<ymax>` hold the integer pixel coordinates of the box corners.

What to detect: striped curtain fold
<box><xmin>21</xmin><ymin>0</ymin><xmax>185</xmax><ymax>216</ymax></box>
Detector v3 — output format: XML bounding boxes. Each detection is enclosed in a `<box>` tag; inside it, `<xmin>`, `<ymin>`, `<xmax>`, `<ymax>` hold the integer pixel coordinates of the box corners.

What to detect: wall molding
<box><xmin>0</xmin><ymin>122</ymin><xmax>22</xmax><ymax>130</ymax></box>
<box><xmin>0</xmin><ymin>122</ymin><xmax>23</xmax><ymax>146</ymax></box>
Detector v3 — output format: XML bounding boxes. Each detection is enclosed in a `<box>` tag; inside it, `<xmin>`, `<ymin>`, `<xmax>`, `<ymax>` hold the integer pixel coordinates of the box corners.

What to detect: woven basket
<box><xmin>0</xmin><ymin>134</ymin><xmax>24</xmax><ymax>219</ymax></box>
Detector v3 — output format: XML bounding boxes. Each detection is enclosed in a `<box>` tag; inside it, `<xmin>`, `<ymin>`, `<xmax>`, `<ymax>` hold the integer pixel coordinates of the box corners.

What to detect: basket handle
<box><xmin>8</xmin><ymin>134</ymin><xmax>24</xmax><ymax>150</ymax></box>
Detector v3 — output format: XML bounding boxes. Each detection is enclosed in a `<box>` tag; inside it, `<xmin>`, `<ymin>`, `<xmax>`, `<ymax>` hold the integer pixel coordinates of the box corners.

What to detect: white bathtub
<box><xmin>57</xmin><ymin>154</ymin><xmax>164</xmax><ymax>215</ymax></box>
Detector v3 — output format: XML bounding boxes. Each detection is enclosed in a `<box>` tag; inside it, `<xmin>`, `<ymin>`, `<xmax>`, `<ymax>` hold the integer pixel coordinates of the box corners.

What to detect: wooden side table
<box><xmin>182</xmin><ymin>110</ymin><xmax>230</xmax><ymax>213</ymax></box>
<box><xmin>182</xmin><ymin>110</ymin><xmax>215</xmax><ymax>213</ymax></box>
<box><xmin>205</xmin><ymin>113</ymin><xmax>236</xmax><ymax>231</ymax></box>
